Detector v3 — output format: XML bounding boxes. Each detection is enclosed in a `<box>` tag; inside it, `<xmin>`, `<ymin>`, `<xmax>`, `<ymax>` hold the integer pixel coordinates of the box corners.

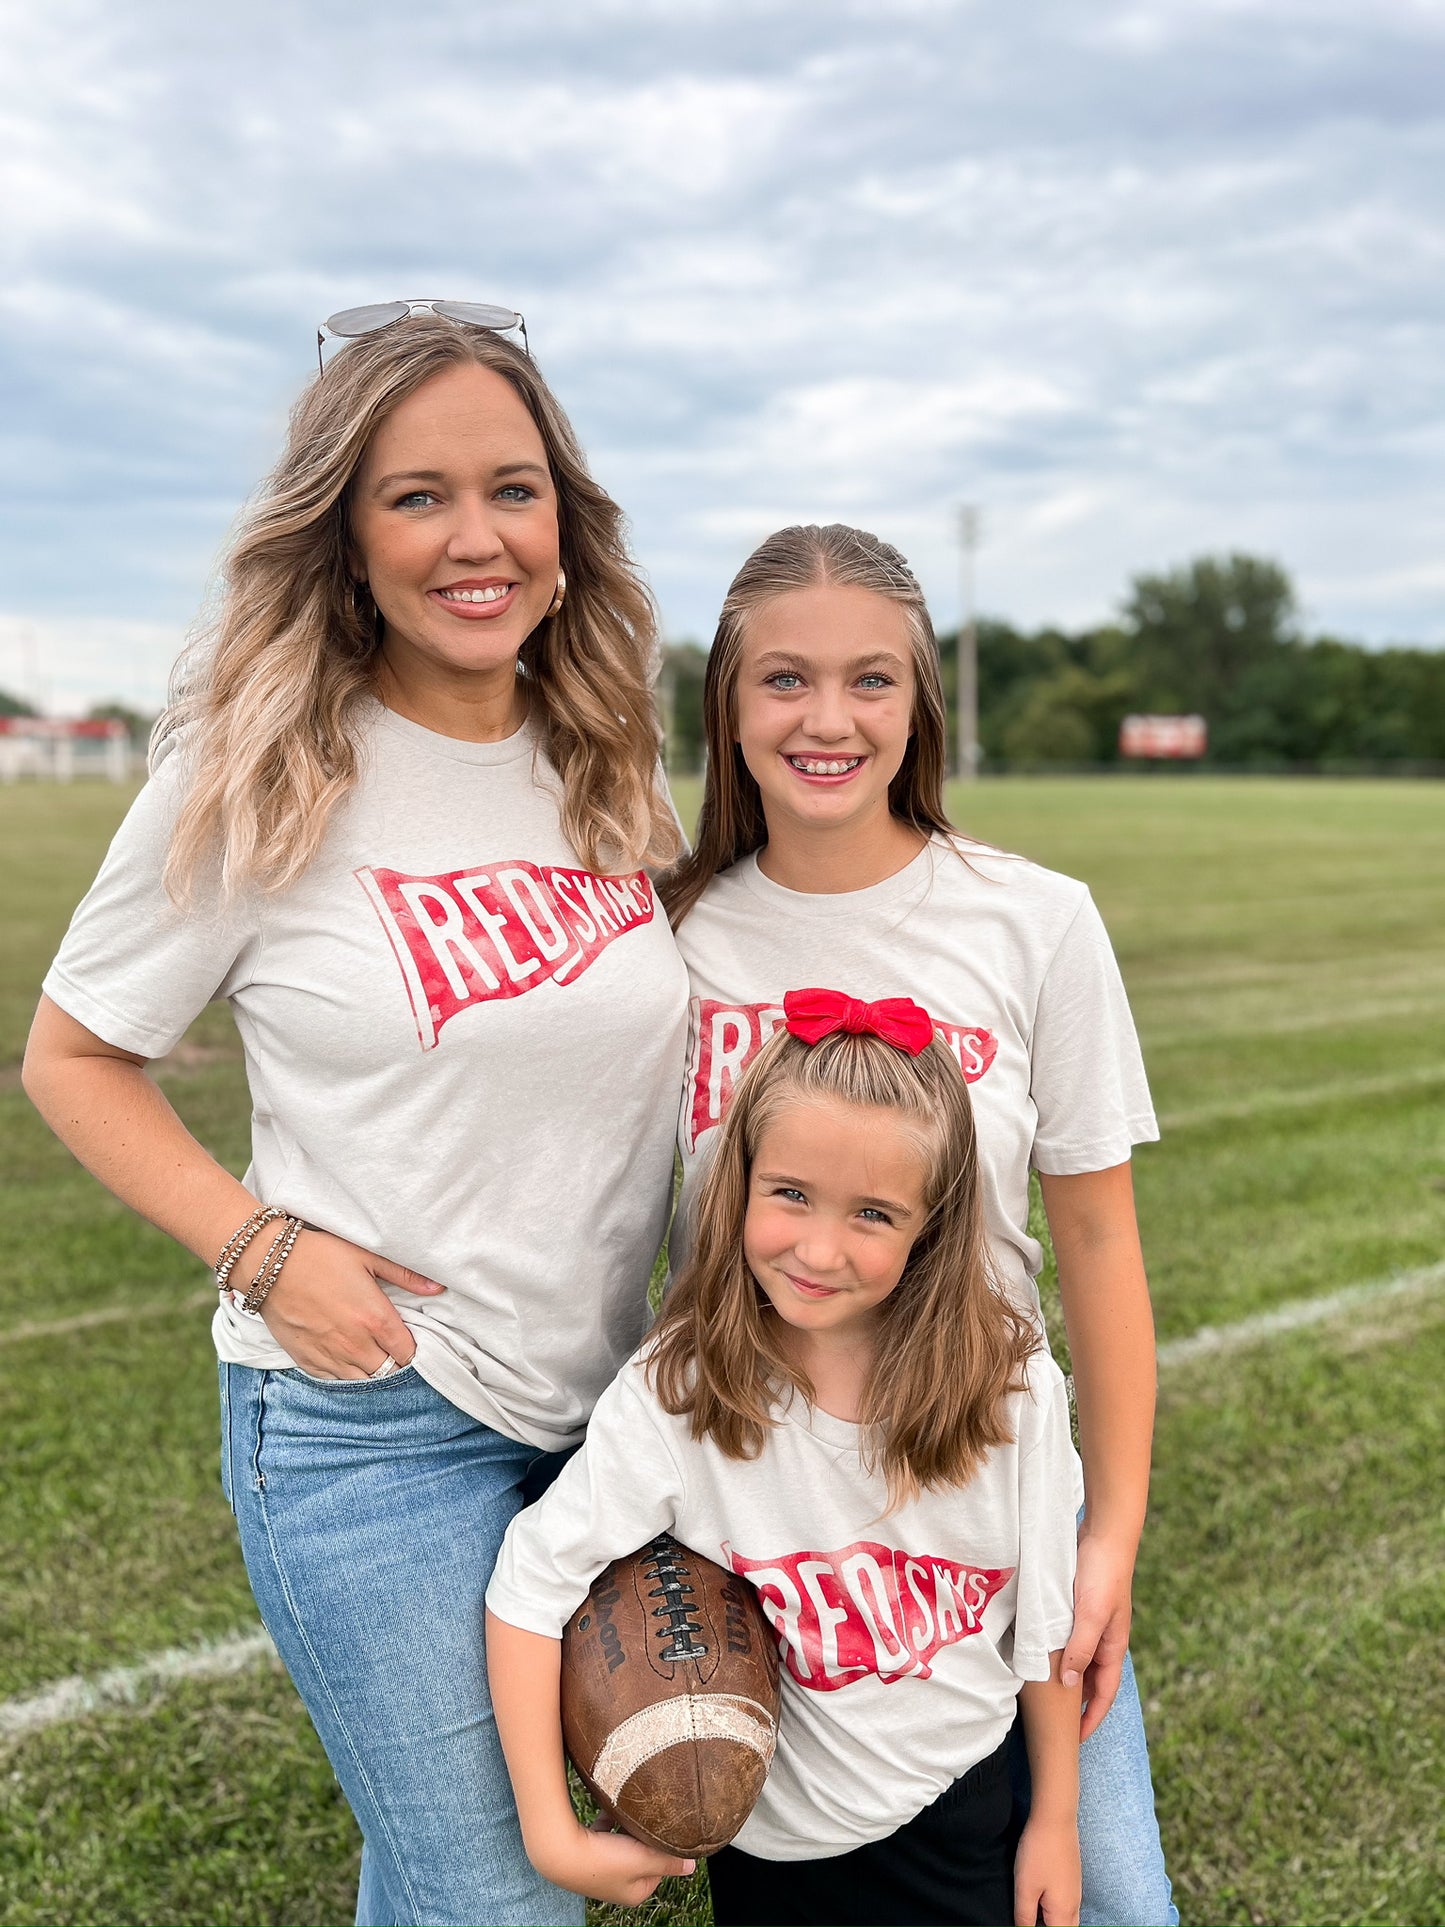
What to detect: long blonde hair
<box><xmin>659</xmin><ymin>523</ymin><xmax>954</xmax><ymax>926</ymax></box>
<box><xmin>648</xmin><ymin>1023</ymin><xmax>1037</xmax><ymax>1507</ymax></box>
<box><xmin>161</xmin><ymin>315</ymin><xmax>680</xmax><ymax>898</ymax></box>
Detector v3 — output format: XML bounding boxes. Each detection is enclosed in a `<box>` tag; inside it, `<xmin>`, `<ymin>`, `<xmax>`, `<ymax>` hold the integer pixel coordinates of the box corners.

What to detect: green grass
<box><xmin>1133</xmin><ymin>1084</ymin><xmax>1445</xmax><ymax>1336</ymax></box>
<box><xmin>941</xmin><ymin>778</ymin><xmax>1445</xmax><ymax>1345</ymax></box>
<box><xmin>1139</xmin><ymin>1303</ymin><xmax>1445</xmax><ymax>1927</ymax></box>
<box><xmin>0</xmin><ymin>782</ymin><xmax>144</xmax><ymax>1067</ymax></box>
<box><xmin>0</xmin><ymin>1068</ymin><xmax>252</xmax><ymax>1326</ymax></box>
<box><xmin>0</xmin><ymin>1669</ymin><xmax>360</xmax><ymax>1927</ymax></box>
<box><xmin>0</xmin><ymin>777</ymin><xmax>236</xmax><ymax>1069</ymax></box>
<box><xmin>3</xmin><ymin>775</ymin><xmax>1442</xmax><ymax>1926</ymax></box>
<box><xmin>0</xmin><ymin>1308</ymin><xmax>256</xmax><ymax>1696</ymax></box>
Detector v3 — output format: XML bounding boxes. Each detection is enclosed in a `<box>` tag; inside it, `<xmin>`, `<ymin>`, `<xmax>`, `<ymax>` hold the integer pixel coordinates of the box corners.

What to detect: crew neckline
<box><xmin>735</xmin><ymin>837</ymin><xmax>940</xmax><ymax>918</ymax></box>
<box><xmin>366</xmin><ymin>695</ymin><xmax>536</xmax><ymax>767</ymax></box>
<box><xmin>771</xmin><ymin>1379</ymin><xmax>863</xmax><ymax>1447</ymax></box>
<box><xmin>796</xmin><ymin>1400</ymin><xmax>864</xmax><ymax>1447</ymax></box>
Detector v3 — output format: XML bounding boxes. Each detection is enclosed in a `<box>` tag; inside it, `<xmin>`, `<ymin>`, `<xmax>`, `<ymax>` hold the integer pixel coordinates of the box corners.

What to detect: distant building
<box><xmin>0</xmin><ymin>716</ymin><xmax>132</xmax><ymax>782</ymax></box>
<box><xmin>1119</xmin><ymin>715</ymin><xmax>1208</xmax><ymax>760</ymax></box>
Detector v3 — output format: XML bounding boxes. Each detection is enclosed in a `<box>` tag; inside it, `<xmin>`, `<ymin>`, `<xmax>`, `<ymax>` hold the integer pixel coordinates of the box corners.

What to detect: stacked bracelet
<box><xmin>215</xmin><ymin>1207</ymin><xmax>283</xmax><ymax>1296</ymax></box>
<box><xmin>239</xmin><ymin>1216</ymin><xmax>304</xmax><ymax>1316</ymax></box>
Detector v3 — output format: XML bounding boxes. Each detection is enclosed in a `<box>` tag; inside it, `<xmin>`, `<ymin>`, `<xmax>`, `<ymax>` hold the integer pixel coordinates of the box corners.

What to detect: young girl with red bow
<box><xmin>662</xmin><ymin>524</ymin><xmax>1174</xmax><ymax>1927</ymax></box>
<box><xmin>486</xmin><ymin>997</ymin><xmax>1084</xmax><ymax>1927</ymax></box>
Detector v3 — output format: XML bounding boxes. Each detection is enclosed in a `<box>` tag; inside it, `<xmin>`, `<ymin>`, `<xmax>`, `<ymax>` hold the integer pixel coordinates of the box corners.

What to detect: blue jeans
<box><xmin>1009</xmin><ymin>1640</ymin><xmax>1177</xmax><ymax>1926</ymax></box>
<box><xmin>1078</xmin><ymin>1651</ymin><xmax>1178</xmax><ymax>1926</ymax></box>
<box><xmin>219</xmin><ymin>1361</ymin><xmax>584</xmax><ymax>1927</ymax></box>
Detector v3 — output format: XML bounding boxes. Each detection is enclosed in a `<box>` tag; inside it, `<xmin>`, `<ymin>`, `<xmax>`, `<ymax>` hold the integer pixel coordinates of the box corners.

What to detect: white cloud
<box><xmin>0</xmin><ymin>0</ymin><xmax>1442</xmax><ymax>711</ymax></box>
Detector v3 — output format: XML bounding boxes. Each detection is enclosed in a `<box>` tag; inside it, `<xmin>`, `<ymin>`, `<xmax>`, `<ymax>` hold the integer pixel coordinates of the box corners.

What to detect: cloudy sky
<box><xmin>2</xmin><ymin>0</ymin><xmax>1442</xmax><ymax>712</ymax></box>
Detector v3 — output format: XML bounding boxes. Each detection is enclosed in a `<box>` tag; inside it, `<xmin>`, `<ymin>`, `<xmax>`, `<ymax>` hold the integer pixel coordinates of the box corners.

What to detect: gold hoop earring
<box><xmin>546</xmin><ymin>569</ymin><xmax>566</xmax><ymax>618</ymax></box>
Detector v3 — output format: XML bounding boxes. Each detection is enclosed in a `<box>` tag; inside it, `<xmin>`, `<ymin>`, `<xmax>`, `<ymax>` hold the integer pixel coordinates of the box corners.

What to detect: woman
<box><xmin>661</xmin><ymin>523</ymin><xmax>1177</xmax><ymax>1927</ymax></box>
<box><xmin>23</xmin><ymin>310</ymin><xmax>693</xmax><ymax>1927</ymax></box>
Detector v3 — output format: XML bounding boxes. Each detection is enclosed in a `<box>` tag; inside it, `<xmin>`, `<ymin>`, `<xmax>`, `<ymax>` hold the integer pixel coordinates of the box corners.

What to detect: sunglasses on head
<box><xmin>316</xmin><ymin>299</ymin><xmax>528</xmax><ymax>373</ymax></box>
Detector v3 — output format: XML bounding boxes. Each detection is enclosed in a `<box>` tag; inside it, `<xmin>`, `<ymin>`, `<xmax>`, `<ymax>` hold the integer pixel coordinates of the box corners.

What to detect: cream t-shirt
<box><xmin>671</xmin><ymin>838</ymin><xmax>1157</xmax><ymax>1312</ymax></box>
<box><xmin>43</xmin><ymin>703</ymin><xmax>689</xmax><ymax>1452</ymax></box>
<box><xmin>488</xmin><ymin>1346</ymin><xmax>1082</xmax><ymax>1859</ymax></box>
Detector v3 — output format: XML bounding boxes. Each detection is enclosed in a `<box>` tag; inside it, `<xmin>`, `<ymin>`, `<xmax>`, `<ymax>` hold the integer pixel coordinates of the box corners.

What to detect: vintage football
<box><xmin>560</xmin><ymin>1534</ymin><xmax>780</xmax><ymax>1857</ymax></box>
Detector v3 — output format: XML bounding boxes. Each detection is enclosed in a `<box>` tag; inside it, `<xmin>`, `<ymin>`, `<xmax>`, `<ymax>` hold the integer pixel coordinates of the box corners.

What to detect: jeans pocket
<box><xmin>281</xmin><ymin>1362</ymin><xmax>420</xmax><ymax>1392</ymax></box>
<box><xmin>218</xmin><ymin>1361</ymin><xmax>237</xmax><ymax>1514</ymax></box>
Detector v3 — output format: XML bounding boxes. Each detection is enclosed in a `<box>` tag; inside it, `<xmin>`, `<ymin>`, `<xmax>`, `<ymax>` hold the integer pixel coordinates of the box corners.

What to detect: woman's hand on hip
<box><xmin>1062</xmin><ymin>1530</ymin><xmax>1135</xmax><ymax>1741</ymax></box>
<box><xmin>249</xmin><ymin>1229</ymin><xmax>444</xmax><ymax>1378</ymax></box>
<box><xmin>20</xmin><ymin>1001</ymin><xmax>441</xmax><ymax>1380</ymax></box>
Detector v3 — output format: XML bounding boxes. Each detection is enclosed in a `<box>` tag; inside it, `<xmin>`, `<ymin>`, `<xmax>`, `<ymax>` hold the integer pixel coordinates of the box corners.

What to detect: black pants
<box><xmin>708</xmin><ymin>1733</ymin><xmax>1020</xmax><ymax>1927</ymax></box>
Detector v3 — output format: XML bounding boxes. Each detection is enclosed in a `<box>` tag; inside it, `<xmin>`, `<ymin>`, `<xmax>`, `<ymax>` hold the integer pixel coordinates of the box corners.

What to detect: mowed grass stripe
<box><xmin>1144</xmin><ymin>1015</ymin><xmax>1445</xmax><ymax>1125</ymax></box>
<box><xmin>1158</xmin><ymin>1061</ymin><xmax>1445</xmax><ymax>1131</ymax></box>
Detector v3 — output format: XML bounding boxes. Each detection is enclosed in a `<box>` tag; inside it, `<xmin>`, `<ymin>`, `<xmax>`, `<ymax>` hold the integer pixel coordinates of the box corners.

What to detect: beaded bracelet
<box><xmin>215</xmin><ymin>1206</ymin><xmax>283</xmax><ymax>1296</ymax></box>
<box><xmin>239</xmin><ymin>1215</ymin><xmax>304</xmax><ymax>1316</ymax></box>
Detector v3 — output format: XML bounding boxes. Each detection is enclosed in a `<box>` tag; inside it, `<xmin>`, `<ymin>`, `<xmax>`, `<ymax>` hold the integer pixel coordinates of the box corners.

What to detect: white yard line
<box><xmin>0</xmin><ymin>1629</ymin><xmax>279</xmax><ymax>1740</ymax></box>
<box><xmin>1156</xmin><ymin>1260</ymin><xmax>1444</xmax><ymax>1368</ymax></box>
<box><xmin>0</xmin><ymin>1291</ymin><xmax>212</xmax><ymax>1348</ymax></box>
<box><xmin>2</xmin><ymin>1259</ymin><xmax>1441</xmax><ymax>1742</ymax></box>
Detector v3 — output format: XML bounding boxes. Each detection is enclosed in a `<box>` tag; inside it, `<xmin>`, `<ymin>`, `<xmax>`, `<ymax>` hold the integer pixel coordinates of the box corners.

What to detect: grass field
<box><xmin>2</xmin><ymin>775</ymin><xmax>1442</xmax><ymax>1926</ymax></box>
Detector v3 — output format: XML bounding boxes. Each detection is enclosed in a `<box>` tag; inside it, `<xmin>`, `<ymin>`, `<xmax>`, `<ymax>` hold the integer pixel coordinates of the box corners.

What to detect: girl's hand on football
<box><xmin>248</xmin><ymin>1228</ymin><xmax>444</xmax><ymax>1379</ymax></box>
<box><xmin>543</xmin><ymin>1815</ymin><xmax>694</xmax><ymax>1905</ymax></box>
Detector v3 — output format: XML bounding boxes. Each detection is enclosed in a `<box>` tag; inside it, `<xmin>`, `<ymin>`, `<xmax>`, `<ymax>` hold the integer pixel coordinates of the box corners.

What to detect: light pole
<box><xmin>20</xmin><ymin>623</ymin><xmax>38</xmax><ymax>715</ymax></box>
<box><xmin>956</xmin><ymin>505</ymin><xmax>980</xmax><ymax>780</ymax></box>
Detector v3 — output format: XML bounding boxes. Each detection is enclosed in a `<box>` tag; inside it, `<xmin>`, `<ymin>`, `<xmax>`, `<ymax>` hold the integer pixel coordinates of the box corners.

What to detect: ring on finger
<box><xmin>368</xmin><ymin>1353</ymin><xmax>399</xmax><ymax>1379</ymax></box>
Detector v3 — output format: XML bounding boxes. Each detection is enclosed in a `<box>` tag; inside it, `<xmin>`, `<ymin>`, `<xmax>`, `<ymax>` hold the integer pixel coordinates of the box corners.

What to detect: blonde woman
<box><xmin>662</xmin><ymin>524</ymin><xmax>1177</xmax><ymax>1926</ymax></box>
<box><xmin>23</xmin><ymin>308</ymin><xmax>692</xmax><ymax>1927</ymax></box>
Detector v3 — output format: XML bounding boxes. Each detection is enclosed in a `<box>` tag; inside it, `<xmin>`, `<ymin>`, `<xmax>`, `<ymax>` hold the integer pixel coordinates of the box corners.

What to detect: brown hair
<box><xmin>161</xmin><ymin>314</ymin><xmax>680</xmax><ymax>899</ymax></box>
<box><xmin>659</xmin><ymin>523</ymin><xmax>955</xmax><ymax>926</ymax></box>
<box><xmin>648</xmin><ymin>1024</ymin><xmax>1038</xmax><ymax>1507</ymax></box>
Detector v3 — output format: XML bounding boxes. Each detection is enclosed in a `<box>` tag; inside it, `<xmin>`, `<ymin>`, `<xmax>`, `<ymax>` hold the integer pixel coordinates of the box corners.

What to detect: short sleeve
<box><xmin>41</xmin><ymin>747</ymin><xmax>260</xmax><ymax>1058</ymax></box>
<box><xmin>1029</xmin><ymin>890</ymin><xmax>1157</xmax><ymax>1175</ymax></box>
<box><xmin>1009</xmin><ymin>1355</ymin><xmax>1084</xmax><ymax>1681</ymax></box>
<box><xmin>486</xmin><ymin>1360</ymin><xmax>687</xmax><ymax>1638</ymax></box>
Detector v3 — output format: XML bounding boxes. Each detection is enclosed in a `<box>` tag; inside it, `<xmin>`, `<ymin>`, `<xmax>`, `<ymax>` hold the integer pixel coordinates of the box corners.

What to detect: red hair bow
<box><xmin>783</xmin><ymin>988</ymin><xmax>935</xmax><ymax>1057</ymax></box>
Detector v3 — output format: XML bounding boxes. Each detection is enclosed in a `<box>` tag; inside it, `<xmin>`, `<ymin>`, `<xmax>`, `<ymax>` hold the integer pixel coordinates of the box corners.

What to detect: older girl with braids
<box><xmin>662</xmin><ymin>524</ymin><xmax>1177</xmax><ymax>1927</ymax></box>
<box><xmin>23</xmin><ymin>309</ymin><xmax>691</xmax><ymax>1926</ymax></box>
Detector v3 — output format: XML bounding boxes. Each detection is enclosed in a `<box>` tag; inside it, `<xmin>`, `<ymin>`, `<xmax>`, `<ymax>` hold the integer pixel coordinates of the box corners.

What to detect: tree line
<box><xmin>4</xmin><ymin>554</ymin><xmax>1441</xmax><ymax>774</ymax></box>
<box><xmin>661</xmin><ymin>553</ymin><xmax>1445</xmax><ymax>773</ymax></box>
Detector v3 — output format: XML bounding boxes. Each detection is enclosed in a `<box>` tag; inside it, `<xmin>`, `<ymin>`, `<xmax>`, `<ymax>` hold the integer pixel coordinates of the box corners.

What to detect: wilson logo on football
<box><xmin>725</xmin><ymin>1539</ymin><xmax>1014</xmax><ymax>1691</ymax></box>
<box><xmin>356</xmin><ymin>860</ymin><xmax>656</xmax><ymax>1050</ymax></box>
<box><xmin>685</xmin><ymin>999</ymin><xmax>999</xmax><ymax>1150</ymax></box>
